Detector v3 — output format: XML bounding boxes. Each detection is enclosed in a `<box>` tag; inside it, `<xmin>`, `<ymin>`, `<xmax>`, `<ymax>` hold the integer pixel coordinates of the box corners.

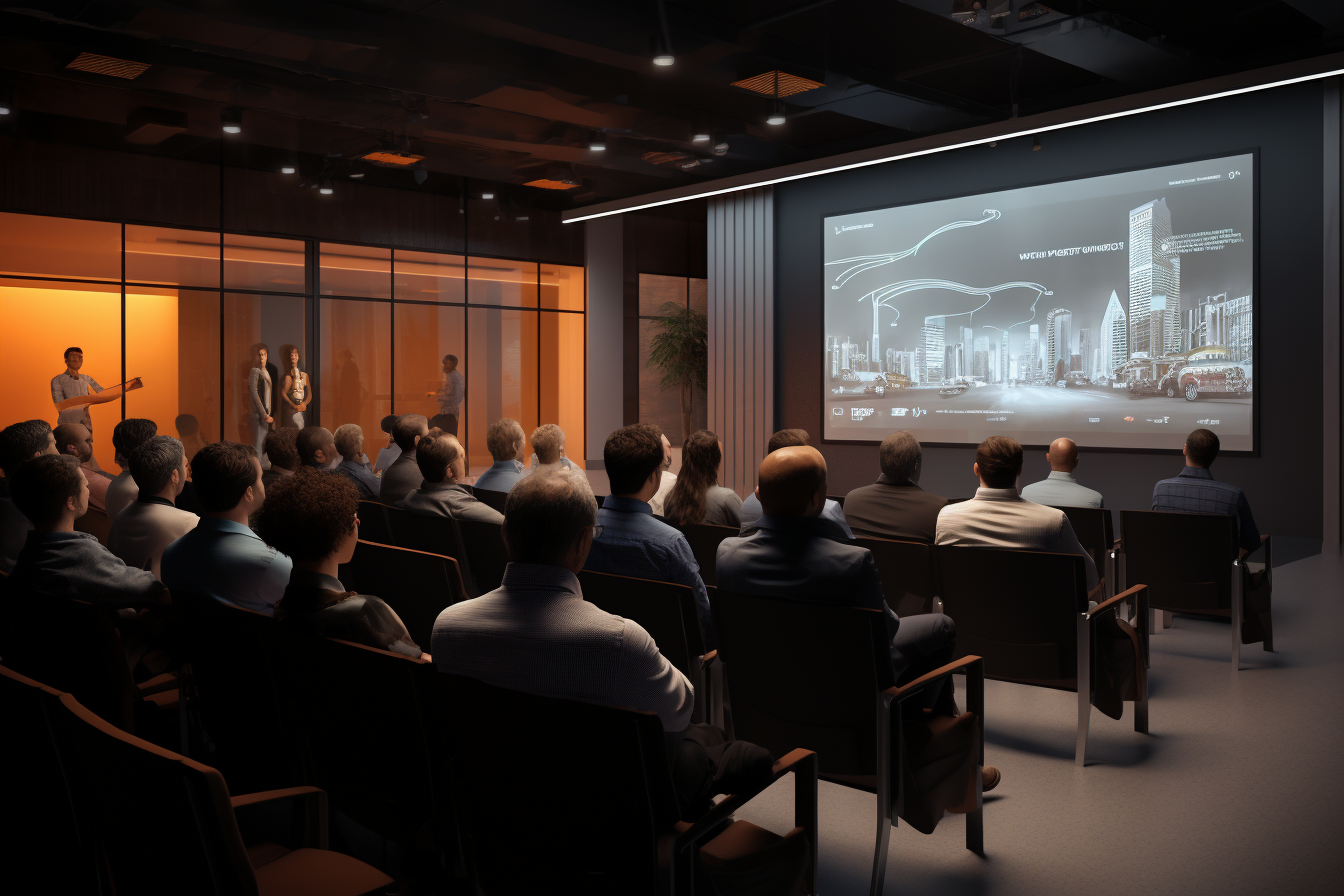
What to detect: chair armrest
<box><xmin>135</xmin><ymin>671</ymin><xmax>179</xmax><ymax>696</ymax></box>
<box><xmin>230</xmin><ymin>787</ymin><xmax>329</xmax><ymax>849</ymax></box>
<box><xmin>1087</xmin><ymin>584</ymin><xmax>1147</xmax><ymax>619</ymax></box>
<box><xmin>672</xmin><ymin>750</ymin><xmax>819</xmax><ymax>856</ymax></box>
<box><xmin>699</xmin><ymin>649</ymin><xmax>718</xmax><ymax>665</ymax></box>
<box><xmin>770</xmin><ymin>748</ymin><xmax>814</xmax><ymax>777</ymax></box>
<box><xmin>884</xmin><ymin>655</ymin><xmax>984</xmax><ymax>703</ymax></box>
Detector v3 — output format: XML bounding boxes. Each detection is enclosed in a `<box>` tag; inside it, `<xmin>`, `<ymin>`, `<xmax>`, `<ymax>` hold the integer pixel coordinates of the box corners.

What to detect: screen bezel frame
<box><xmin>816</xmin><ymin>148</ymin><xmax>1261</xmax><ymax>457</ymax></box>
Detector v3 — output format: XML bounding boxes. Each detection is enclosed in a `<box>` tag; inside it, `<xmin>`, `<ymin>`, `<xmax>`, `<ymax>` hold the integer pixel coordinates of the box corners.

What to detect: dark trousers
<box><xmin>891</xmin><ymin>612</ymin><xmax>958</xmax><ymax>716</ymax></box>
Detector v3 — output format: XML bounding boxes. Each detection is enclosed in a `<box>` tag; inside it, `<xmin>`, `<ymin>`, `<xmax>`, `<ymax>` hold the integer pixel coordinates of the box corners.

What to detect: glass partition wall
<box><xmin>0</xmin><ymin>211</ymin><xmax>585</xmax><ymax>476</ymax></box>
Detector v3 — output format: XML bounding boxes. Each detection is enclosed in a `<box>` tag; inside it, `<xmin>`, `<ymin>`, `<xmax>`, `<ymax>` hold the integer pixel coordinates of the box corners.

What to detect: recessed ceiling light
<box><xmin>280</xmin><ymin>165</ymin><xmax>296</xmax><ymax>174</ymax></box>
<box><xmin>589</xmin><ymin>140</ymin><xmax>607</xmax><ymax>151</ymax></box>
<box><xmin>515</xmin><ymin>216</ymin><xmax>530</xmax><ymax>222</ymax></box>
<box><xmin>221</xmin><ymin>107</ymin><xmax>242</xmax><ymax>134</ymax></box>
<box><xmin>653</xmin><ymin>54</ymin><xmax>674</xmax><ymax>66</ymax></box>
<box><xmin>319</xmin><ymin>178</ymin><xmax>333</xmax><ymax>195</ymax></box>
<box><xmin>481</xmin><ymin>192</ymin><xmax>495</xmax><ymax>200</ymax></box>
<box><xmin>350</xmin><ymin>172</ymin><xmax>364</xmax><ymax>178</ymax></box>
<box><xmin>0</xmin><ymin>86</ymin><xmax>12</xmax><ymax>115</ymax></box>
<box><xmin>692</xmin><ymin>133</ymin><xmax>710</xmax><ymax>142</ymax></box>
<box><xmin>766</xmin><ymin>113</ymin><xmax>786</xmax><ymax>126</ymax></box>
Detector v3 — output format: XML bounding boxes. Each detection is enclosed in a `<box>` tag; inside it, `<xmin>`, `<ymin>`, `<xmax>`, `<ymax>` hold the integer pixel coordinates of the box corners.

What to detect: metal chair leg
<box><xmin>1076</xmin><ymin>615</ymin><xmax>1091</xmax><ymax>767</ymax></box>
<box><xmin>1231</xmin><ymin>560</ymin><xmax>1243</xmax><ymax>669</ymax></box>
<box><xmin>871</xmin><ymin>693</ymin><xmax>893</xmax><ymax>896</ymax></box>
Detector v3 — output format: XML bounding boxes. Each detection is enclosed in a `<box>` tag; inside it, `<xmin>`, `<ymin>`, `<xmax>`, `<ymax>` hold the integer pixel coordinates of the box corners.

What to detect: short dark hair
<box><xmin>486</xmin><ymin>418</ymin><xmax>524</xmax><ymax>461</ymax></box>
<box><xmin>191</xmin><ymin>442</ymin><xmax>259</xmax><ymax>512</ymax></box>
<box><xmin>175</xmin><ymin>414</ymin><xmax>199</xmax><ymax>434</ymax></box>
<box><xmin>878</xmin><ymin>431</ymin><xmax>921</xmax><ymax>482</ymax></box>
<box><xmin>976</xmin><ymin>436</ymin><xmax>1023</xmax><ymax>489</ymax></box>
<box><xmin>129</xmin><ymin>436</ymin><xmax>185</xmax><ymax>495</ymax></box>
<box><xmin>443</xmin><ymin>354</ymin><xmax>458</xmax><ymax>365</ymax></box>
<box><xmin>503</xmin><ymin>471</ymin><xmax>598</xmax><ymax>565</ymax></box>
<box><xmin>1186</xmin><ymin>429</ymin><xmax>1220</xmax><ymax>467</ymax></box>
<box><xmin>112</xmin><ymin>418</ymin><xmax>157</xmax><ymax>465</ymax></box>
<box><xmin>381</xmin><ymin>414</ymin><xmax>399</xmax><ymax>434</ymax></box>
<box><xmin>0</xmin><ymin>420</ymin><xmax>53</xmax><ymax>473</ymax></box>
<box><xmin>10</xmin><ymin>454</ymin><xmax>83</xmax><ymax>526</ymax></box>
<box><xmin>392</xmin><ymin>414</ymin><xmax>429</xmax><ymax>451</ymax></box>
<box><xmin>416</xmin><ymin>430</ymin><xmax>462</xmax><ymax>483</ymax></box>
<box><xmin>604</xmin><ymin>424</ymin><xmax>664</xmax><ymax>495</ymax></box>
<box><xmin>253</xmin><ymin>470</ymin><xmax>358</xmax><ymax>561</ymax></box>
<box><xmin>263</xmin><ymin>428</ymin><xmax>300</xmax><ymax>472</ymax></box>
<box><xmin>767</xmin><ymin>429</ymin><xmax>810</xmax><ymax>454</ymax></box>
<box><xmin>64</xmin><ymin>347</ymin><xmax>82</xmax><ymax>359</ymax></box>
<box><xmin>296</xmin><ymin>427</ymin><xmax>335</xmax><ymax>467</ymax></box>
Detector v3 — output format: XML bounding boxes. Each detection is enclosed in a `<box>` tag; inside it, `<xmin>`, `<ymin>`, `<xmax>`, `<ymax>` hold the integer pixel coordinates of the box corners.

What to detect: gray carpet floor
<box><xmin>733</xmin><ymin>546</ymin><xmax>1344</xmax><ymax>896</ymax></box>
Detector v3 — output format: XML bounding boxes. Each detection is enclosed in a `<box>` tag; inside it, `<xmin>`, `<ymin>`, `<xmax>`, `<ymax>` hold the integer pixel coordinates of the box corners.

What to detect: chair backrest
<box><xmin>456</xmin><ymin>518</ymin><xmax>510</xmax><ymax>594</ymax></box>
<box><xmin>473</xmin><ymin>487</ymin><xmax>509</xmax><ymax>514</ymax></box>
<box><xmin>357</xmin><ymin>499</ymin><xmax>394</xmax><ymax>545</ymax></box>
<box><xmin>676</xmin><ymin>522</ymin><xmax>738</xmax><ymax>587</ymax></box>
<box><xmin>1050</xmin><ymin>505</ymin><xmax>1114</xmax><ymax>572</ymax></box>
<box><xmin>386</xmin><ymin>506</ymin><xmax>478</xmax><ymax>593</ymax></box>
<box><xmin>934</xmin><ymin>546</ymin><xmax>1086</xmax><ymax>686</ymax></box>
<box><xmin>578</xmin><ymin>570</ymin><xmax>705</xmax><ymax>677</ymax></box>
<box><xmin>854</xmin><ymin>536</ymin><xmax>937</xmax><ymax>617</ymax></box>
<box><xmin>1120</xmin><ymin>510</ymin><xmax>1237</xmax><ymax>612</ymax></box>
<box><xmin>435</xmin><ymin>673</ymin><xmax>678</xmax><ymax>895</ymax></box>
<box><xmin>338</xmin><ymin>540</ymin><xmax>467</xmax><ymax>649</ymax></box>
<box><xmin>0</xmin><ymin>666</ymin><xmax>99</xmax><ymax>895</ymax></box>
<box><xmin>278</xmin><ymin>636</ymin><xmax>447</xmax><ymax>846</ymax></box>
<box><xmin>711</xmin><ymin>589</ymin><xmax>894</xmax><ymax>776</ymax></box>
<box><xmin>0</xmin><ymin>588</ymin><xmax>137</xmax><ymax>731</ymax></box>
<box><xmin>52</xmin><ymin>691</ymin><xmax>257</xmax><ymax>896</ymax></box>
<box><xmin>75</xmin><ymin>507</ymin><xmax>112</xmax><ymax>545</ymax></box>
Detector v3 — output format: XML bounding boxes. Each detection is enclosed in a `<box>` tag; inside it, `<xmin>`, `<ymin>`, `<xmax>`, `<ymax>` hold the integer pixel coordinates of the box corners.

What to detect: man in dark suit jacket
<box><xmin>842</xmin><ymin>431</ymin><xmax>947</xmax><ymax>542</ymax></box>
<box><xmin>378</xmin><ymin>414</ymin><xmax>429</xmax><ymax>507</ymax></box>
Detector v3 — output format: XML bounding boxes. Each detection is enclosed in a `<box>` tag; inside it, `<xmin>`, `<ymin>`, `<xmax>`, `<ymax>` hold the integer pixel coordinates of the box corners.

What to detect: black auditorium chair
<box><xmin>52</xmin><ymin>688</ymin><xmax>395</xmax><ymax>896</ymax></box>
<box><xmin>385</xmin><ymin>506</ymin><xmax>481</xmax><ymax>594</ymax></box>
<box><xmin>1050</xmin><ymin>505</ymin><xmax>1117</xmax><ymax>597</ymax></box>
<box><xmin>675</xmin><ymin>522</ymin><xmax>738</xmax><ymax>588</ymax></box>
<box><xmin>1119</xmin><ymin>510</ymin><xmax>1273</xmax><ymax>667</ymax></box>
<box><xmin>854</xmin><ymin>536</ymin><xmax>939</xmax><ymax>617</ymax></box>
<box><xmin>435</xmin><ymin>673</ymin><xmax>818</xmax><ymax>896</ymax></box>
<box><xmin>74</xmin><ymin>506</ymin><xmax>112</xmax><ymax>546</ymax></box>
<box><xmin>934</xmin><ymin>545</ymin><xmax>1149</xmax><ymax>765</ymax></box>
<box><xmin>455</xmin><ymin>518</ymin><xmax>511</xmax><ymax>594</ymax></box>
<box><xmin>579</xmin><ymin>570</ymin><xmax>721</xmax><ymax>726</ymax></box>
<box><xmin>338</xmin><ymin>540</ymin><xmax>468</xmax><ymax>650</ymax></box>
<box><xmin>711</xmin><ymin>589</ymin><xmax>985</xmax><ymax>896</ymax></box>
<box><xmin>357</xmin><ymin>499</ymin><xmax>395</xmax><ymax>546</ymax></box>
<box><xmin>473</xmin><ymin>487</ymin><xmax>509</xmax><ymax>515</ymax></box>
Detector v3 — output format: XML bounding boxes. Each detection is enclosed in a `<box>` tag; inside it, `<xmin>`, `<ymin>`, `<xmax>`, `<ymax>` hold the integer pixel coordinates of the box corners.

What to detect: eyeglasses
<box><xmin>589</xmin><ymin>525</ymin><xmax>604</xmax><ymax>538</ymax></box>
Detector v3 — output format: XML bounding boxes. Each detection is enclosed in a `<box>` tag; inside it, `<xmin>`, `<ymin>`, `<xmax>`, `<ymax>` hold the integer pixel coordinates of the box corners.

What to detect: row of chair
<box><xmin>357</xmin><ymin>500</ymin><xmax>509</xmax><ymax>598</ymax></box>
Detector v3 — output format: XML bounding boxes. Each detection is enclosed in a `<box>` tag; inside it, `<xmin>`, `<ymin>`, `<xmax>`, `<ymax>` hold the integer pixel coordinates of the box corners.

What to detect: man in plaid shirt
<box><xmin>1152</xmin><ymin>428</ymin><xmax>1262</xmax><ymax>557</ymax></box>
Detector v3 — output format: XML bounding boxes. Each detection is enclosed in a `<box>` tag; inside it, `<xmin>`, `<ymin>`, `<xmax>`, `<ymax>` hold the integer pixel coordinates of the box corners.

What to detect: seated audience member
<box><xmin>0</xmin><ymin>420</ymin><xmax>58</xmax><ymax>574</ymax></box>
<box><xmin>261</xmin><ymin>428</ymin><xmax>300</xmax><ymax>489</ymax></box>
<box><xmin>401</xmin><ymin>431</ymin><xmax>504</xmax><ymax>523</ymax></box>
<box><xmin>161</xmin><ymin>442</ymin><xmax>292</xmax><ymax>614</ymax></box>
<box><xmin>739</xmin><ymin>429</ymin><xmax>854</xmax><ymax>538</ymax></box>
<box><xmin>175</xmin><ymin>414</ymin><xmax>209</xmax><ymax>462</ymax></box>
<box><xmin>7</xmin><ymin>454</ymin><xmax>166</xmax><ymax>606</ymax></box>
<box><xmin>1021</xmin><ymin>437</ymin><xmax>1104</xmax><ymax>508</ymax></box>
<box><xmin>296</xmin><ymin>426</ymin><xmax>339</xmax><ymax>470</ymax></box>
<box><xmin>373</xmin><ymin>414</ymin><xmax>401</xmax><ymax>475</ymax></box>
<box><xmin>256</xmin><ymin>470</ymin><xmax>421</xmax><ymax>657</ymax></box>
<box><xmin>529</xmin><ymin>423</ymin><xmax>585</xmax><ymax>478</ymax></box>
<box><xmin>662</xmin><ymin>430</ymin><xmax>743</xmax><ymax>527</ymax></box>
<box><xmin>106</xmin><ymin>418</ymin><xmax>158</xmax><ymax>520</ymax></box>
<box><xmin>843</xmin><ymin>431</ymin><xmax>948</xmax><ymax>542</ymax></box>
<box><xmin>53</xmin><ymin>423</ymin><xmax>112</xmax><ymax>515</ymax></box>
<box><xmin>474</xmin><ymin>417</ymin><xmax>527</xmax><ymax>493</ymax></box>
<box><xmin>108</xmin><ymin>436</ymin><xmax>199</xmax><ymax>578</ymax></box>
<box><xmin>647</xmin><ymin>433</ymin><xmax>676</xmax><ymax>516</ymax></box>
<box><xmin>584</xmin><ymin>424</ymin><xmax>715</xmax><ymax>649</ymax></box>
<box><xmin>333</xmin><ymin>424</ymin><xmax>380</xmax><ymax>498</ymax></box>
<box><xmin>936</xmin><ymin>436</ymin><xmax>1098</xmax><ymax>592</ymax></box>
<box><xmin>1152</xmin><ymin>428</ymin><xmax>1263</xmax><ymax>557</ymax></box>
<box><xmin>379</xmin><ymin>414</ymin><xmax>429</xmax><ymax>506</ymax></box>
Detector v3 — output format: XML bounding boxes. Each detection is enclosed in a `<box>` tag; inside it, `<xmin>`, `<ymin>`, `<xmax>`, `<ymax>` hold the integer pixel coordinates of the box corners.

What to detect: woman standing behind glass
<box><xmin>279</xmin><ymin>343</ymin><xmax>310</xmax><ymax>430</ymax></box>
<box><xmin>248</xmin><ymin>343</ymin><xmax>273</xmax><ymax>467</ymax></box>
<box><xmin>662</xmin><ymin>429</ymin><xmax>743</xmax><ymax>527</ymax></box>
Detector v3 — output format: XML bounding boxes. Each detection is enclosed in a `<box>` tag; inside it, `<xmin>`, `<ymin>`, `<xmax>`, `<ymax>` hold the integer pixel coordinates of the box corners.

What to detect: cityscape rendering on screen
<box><xmin>822</xmin><ymin>153</ymin><xmax>1255</xmax><ymax>450</ymax></box>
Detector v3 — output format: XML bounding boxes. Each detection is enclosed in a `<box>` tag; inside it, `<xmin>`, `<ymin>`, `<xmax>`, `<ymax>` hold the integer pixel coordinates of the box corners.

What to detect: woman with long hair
<box><xmin>662</xmin><ymin>429</ymin><xmax>743</xmax><ymax>527</ymax></box>
<box><xmin>279</xmin><ymin>343</ymin><xmax>310</xmax><ymax>429</ymax></box>
<box><xmin>247</xmin><ymin>343</ymin><xmax>273</xmax><ymax>466</ymax></box>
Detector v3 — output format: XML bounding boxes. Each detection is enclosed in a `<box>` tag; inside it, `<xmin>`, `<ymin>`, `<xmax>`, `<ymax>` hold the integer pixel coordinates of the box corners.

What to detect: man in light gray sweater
<box><xmin>109</xmin><ymin>436</ymin><xmax>199</xmax><ymax>578</ymax></box>
<box><xmin>402</xmin><ymin>431</ymin><xmax>504</xmax><ymax>524</ymax></box>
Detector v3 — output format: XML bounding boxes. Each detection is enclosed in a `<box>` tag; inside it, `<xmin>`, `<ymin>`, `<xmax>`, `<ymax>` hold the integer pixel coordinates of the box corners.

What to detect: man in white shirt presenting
<box><xmin>430</xmin><ymin>354</ymin><xmax>465</xmax><ymax>437</ymax></box>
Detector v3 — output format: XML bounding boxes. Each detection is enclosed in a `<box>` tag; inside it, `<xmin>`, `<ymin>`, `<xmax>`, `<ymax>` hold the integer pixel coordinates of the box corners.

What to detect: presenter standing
<box><xmin>51</xmin><ymin>347</ymin><xmax>104</xmax><ymax>432</ymax></box>
<box><xmin>248</xmin><ymin>343</ymin><xmax>274</xmax><ymax>467</ymax></box>
<box><xmin>279</xmin><ymin>343</ymin><xmax>310</xmax><ymax>430</ymax></box>
<box><xmin>429</xmin><ymin>353</ymin><xmax>465</xmax><ymax>437</ymax></box>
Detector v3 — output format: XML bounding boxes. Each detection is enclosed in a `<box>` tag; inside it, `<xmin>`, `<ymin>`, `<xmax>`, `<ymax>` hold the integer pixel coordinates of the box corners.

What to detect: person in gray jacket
<box><xmin>378</xmin><ymin>414</ymin><xmax>429</xmax><ymax>507</ymax></box>
<box><xmin>108</xmin><ymin>435</ymin><xmax>199</xmax><ymax>578</ymax></box>
<box><xmin>401</xmin><ymin>430</ymin><xmax>504</xmax><ymax>524</ymax></box>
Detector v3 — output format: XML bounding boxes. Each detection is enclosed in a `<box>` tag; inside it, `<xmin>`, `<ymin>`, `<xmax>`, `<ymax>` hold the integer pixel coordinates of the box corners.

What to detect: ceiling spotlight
<box><xmin>221</xmin><ymin>107</ymin><xmax>242</xmax><ymax>134</ymax></box>
<box><xmin>0</xmin><ymin>86</ymin><xmax>12</xmax><ymax>115</ymax></box>
<box><xmin>589</xmin><ymin>139</ymin><xmax>607</xmax><ymax>151</ymax></box>
<box><xmin>653</xmin><ymin>54</ymin><xmax>674</xmax><ymax>66</ymax></box>
<box><xmin>766</xmin><ymin>112</ymin><xmax>786</xmax><ymax>126</ymax></box>
<box><xmin>652</xmin><ymin>0</ymin><xmax>674</xmax><ymax>66</ymax></box>
<box><xmin>481</xmin><ymin>192</ymin><xmax>495</xmax><ymax>200</ymax></box>
<box><xmin>1032</xmin><ymin>135</ymin><xmax>1042</xmax><ymax>152</ymax></box>
<box><xmin>319</xmin><ymin>178</ymin><xmax>333</xmax><ymax>195</ymax></box>
<box><xmin>515</xmin><ymin>215</ymin><xmax>530</xmax><ymax>222</ymax></box>
<box><xmin>692</xmin><ymin>132</ymin><xmax>710</xmax><ymax>143</ymax></box>
<box><xmin>349</xmin><ymin>172</ymin><xmax>364</xmax><ymax>178</ymax></box>
<box><xmin>280</xmin><ymin>165</ymin><xmax>296</xmax><ymax>174</ymax></box>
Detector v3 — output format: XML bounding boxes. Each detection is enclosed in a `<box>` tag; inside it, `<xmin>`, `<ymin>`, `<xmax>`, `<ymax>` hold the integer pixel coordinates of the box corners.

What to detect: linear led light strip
<box><xmin>562</xmin><ymin>64</ymin><xmax>1344</xmax><ymax>224</ymax></box>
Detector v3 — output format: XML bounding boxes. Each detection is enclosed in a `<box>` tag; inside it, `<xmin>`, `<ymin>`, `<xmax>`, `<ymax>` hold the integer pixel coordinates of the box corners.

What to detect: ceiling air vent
<box><xmin>67</xmin><ymin>52</ymin><xmax>151</xmax><ymax>80</ymax></box>
<box><xmin>360</xmin><ymin>150</ymin><xmax>425</xmax><ymax>167</ymax></box>
<box><xmin>731</xmin><ymin>71</ymin><xmax>824</xmax><ymax>98</ymax></box>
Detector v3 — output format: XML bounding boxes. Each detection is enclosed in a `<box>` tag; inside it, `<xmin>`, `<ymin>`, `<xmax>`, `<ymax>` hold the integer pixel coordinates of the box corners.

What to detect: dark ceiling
<box><xmin>1</xmin><ymin>0</ymin><xmax>1341</xmax><ymax>210</ymax></box>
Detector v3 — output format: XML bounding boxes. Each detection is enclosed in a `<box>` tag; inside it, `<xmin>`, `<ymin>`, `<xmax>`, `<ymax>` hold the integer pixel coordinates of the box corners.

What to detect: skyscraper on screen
<box><xmin>1099</xmin><ymin>290</ymin><xmax>1127</xmax><ymax>374</ymax></box>
<box><xmin>1128</xmin><ymin>198</ymin><xmax>1181</xmax><ymax>357</ymax></box>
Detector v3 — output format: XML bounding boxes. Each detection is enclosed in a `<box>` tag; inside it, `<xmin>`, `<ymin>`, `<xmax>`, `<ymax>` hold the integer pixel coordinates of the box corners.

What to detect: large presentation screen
<box><xmin>822</xmin><ymin>153</ymin><xmax>1255</xmax><ymax>451</ymax></box>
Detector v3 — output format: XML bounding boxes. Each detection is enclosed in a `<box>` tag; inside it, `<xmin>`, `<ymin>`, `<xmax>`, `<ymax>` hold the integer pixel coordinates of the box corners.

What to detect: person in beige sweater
<box><xmin>109</xmin><ymin>436</ymin><xmax>199</xmax><ymax>578</ymax></box>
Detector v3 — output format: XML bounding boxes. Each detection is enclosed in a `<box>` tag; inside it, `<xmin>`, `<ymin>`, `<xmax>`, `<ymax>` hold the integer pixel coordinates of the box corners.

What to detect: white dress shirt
<box><xmin>108</xmin><ymin>497</ymin><xmax>199</xmax><ymax>578</ymax></box>
<box><xmin>648</xmin><ymin>470</ymin><xmax>676</xmax><ymax>516</ymax></box>
<box><xmin>935</xmin><ymin>486</ymin><xmax>1098</xmax><ymax>590</ymax></box>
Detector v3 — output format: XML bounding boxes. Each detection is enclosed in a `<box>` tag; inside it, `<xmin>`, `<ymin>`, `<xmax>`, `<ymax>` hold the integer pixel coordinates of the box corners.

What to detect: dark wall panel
<box><xmin>774</xmin><ymin>82</ymin><xmax>1326</xmax><ymax>538</ymax></box>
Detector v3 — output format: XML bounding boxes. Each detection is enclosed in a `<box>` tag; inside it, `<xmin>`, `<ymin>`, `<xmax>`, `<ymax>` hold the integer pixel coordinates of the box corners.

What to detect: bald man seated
<box><xmin>1020</xmin><ymin>437</ymin><xmax>1104</xmax><ymax>508</ymax></box>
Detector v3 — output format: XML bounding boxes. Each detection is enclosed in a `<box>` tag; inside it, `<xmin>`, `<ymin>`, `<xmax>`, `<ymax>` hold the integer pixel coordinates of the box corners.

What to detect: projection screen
<box><xmin>822</xmin><ymin>153</ymin><xmax>1256</xmax><ymax>451</ymax></box>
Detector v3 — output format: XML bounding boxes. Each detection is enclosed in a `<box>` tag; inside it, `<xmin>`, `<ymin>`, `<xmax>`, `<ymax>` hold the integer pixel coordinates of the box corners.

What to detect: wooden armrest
<box><xmin>770</xmin><ymin>748</ymin><xmax>816</xmax><ymax>777</ymax></box>
<box><xmin>674</xmin><ymin>750</ymin><xmax>818</xmax><ymax>844</ymax></box>
<box><xmin>699</xmin><ymin>649</ymin><xmax>718</xmax><ymax>665</ymax></box>
<box><xmin>1087</xmin><ymin>584</ymin><xmax>1148</xmax><ymax>619</ymax></box>
<box><xmin>885</xmin><ymin>655</ymin><xmax>983</xmax><ymax>702</ymax></box>
<box><xmin>135</xmin><ymin>671</ymin><xmax>178</xmax><ymax>695</ymax></box>
<box><xmin>231</xmin><ymin>787</ymin><xmax>328</xmax><ymax>849</ymax></box>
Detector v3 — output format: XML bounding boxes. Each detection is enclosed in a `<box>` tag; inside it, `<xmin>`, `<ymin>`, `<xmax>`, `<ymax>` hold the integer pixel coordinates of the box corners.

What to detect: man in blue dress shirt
<box><xmin>1152</xmin><ymin>428</ymin><xmax>1262</xmax><ymax>557</ymax></box>
<box><xmin>738</xmin><ymin>428</ymin><xmax>853</xmax><ymax>538</ymax></box>
<box><xmin>474</xmin><ymin>417</ymin><xmax>526</xmax><ymax>494</ymax></box>
<box><xmin>584</xmin><ymin>423</ymin><xmax>715</xmax><ymax>650</ymax></box>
